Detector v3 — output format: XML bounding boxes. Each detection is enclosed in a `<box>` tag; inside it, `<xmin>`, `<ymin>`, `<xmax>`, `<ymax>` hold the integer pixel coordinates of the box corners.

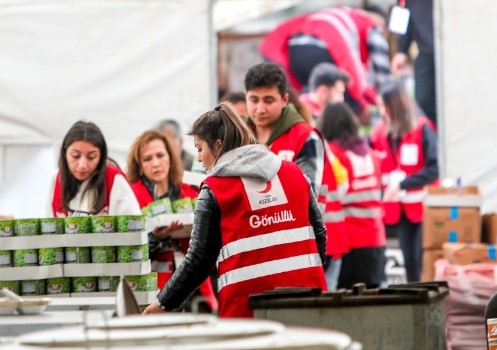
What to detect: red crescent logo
<box><xmin>258</xmin><ymin>181</ymin><xmax>272</xmax><ymax>194</ymax></box>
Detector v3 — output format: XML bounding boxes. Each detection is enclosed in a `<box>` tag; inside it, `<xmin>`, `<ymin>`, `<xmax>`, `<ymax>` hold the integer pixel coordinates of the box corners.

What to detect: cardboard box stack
<box><xmin>0</xmin><ymin>215</ymin><xmax>157</xmax><ymax>305</ymax></box>
<box><xmin>421</xmin><ymin>185</ymin><xmax>482</xmax><ymax>280</ymax></box>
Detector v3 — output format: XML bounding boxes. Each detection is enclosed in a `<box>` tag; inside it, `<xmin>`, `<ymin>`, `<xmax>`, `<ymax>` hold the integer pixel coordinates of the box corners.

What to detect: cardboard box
<box><xmin>0</xmin><ymin>231</ymin><xmax>148</xmax><ymax>250</ymax></box>
<box><xmin>421</xmin><ymin>249</ymin><xmax>444</xmax><ymax>282</ymax></box>
<box><xmin>423</xmin><ymin>185</ymin><xmax>482</xmax><ymax>207</ymax></box>
<box><xmin>482</xmin><ymin>213</ymin><xmax>497</xmax><ymax>244</ymax></box>
<box><xmin>182</xmin><ymin>170</ymin><xmax>207</xmax><ymax>188</ymax></box>
<box><xmin>443</xmin><ymin>242</ymin><xmax>497</xmax><ymax>265</ymax></box>
<box><xmin>0</xmin><ymin>265</ymin><xmax>63</xmax><ymax>281</ymax></box>
<box><xmin>423</xmin><ymin>186</ymin><xmax>482</xmax><ymax>249</ymax></box>
<box><xmin>64</xmin><ymin>261</ymin><xmax>151</xmax><ymax>277</ymax></box>
<box><xmin>423</xmin><ymin>207</ymin><xmax>481</xmax><ymax>248</ymax></box>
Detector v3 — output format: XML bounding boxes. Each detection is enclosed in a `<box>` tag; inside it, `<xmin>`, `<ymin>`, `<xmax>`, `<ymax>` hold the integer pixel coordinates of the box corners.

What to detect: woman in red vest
<box><xmin>318</xmin><ymin>103</ymin><xmax>386</xmax><ymax>289</ymax></box>
<box><xmin>127</xmin><ymin>130</ymin><xmax>217</xmax><ymax>312</ymax></box>
<box><xmin>143</xmin><ymin>102</ymin><xmax>327</xmax><ymax>318</ymax></box>
<box><xmin>369</xmin><ymin>80</ymin><xmax>439</xmax><ymax>282</ymax></box>
<box><xmin>49</xmin><ymin>120</ymin><xmax>141</xmax><ymax>217</ymax></box>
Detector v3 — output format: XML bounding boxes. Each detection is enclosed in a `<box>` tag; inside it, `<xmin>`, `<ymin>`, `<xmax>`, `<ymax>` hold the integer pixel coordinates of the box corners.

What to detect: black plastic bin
<box><xmin>249</xmin><ymin>281</ymin><xmax>449</xmax><ymax>350</ymax></box>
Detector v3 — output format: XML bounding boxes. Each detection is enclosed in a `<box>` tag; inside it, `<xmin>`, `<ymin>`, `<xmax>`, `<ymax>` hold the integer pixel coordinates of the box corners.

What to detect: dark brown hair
<box><xmin>380</xmin><ymin>79</ymin><xmax>416</xmax><ymax>137</ymax></box>
<box><xmin>244</xmin><ymin>62</ymin><xmax>288</xmax><ymax>97</ymax></box>
<box><xmin>318</xmin><ymin>103</ymin><xmax>361</xmax><ymax>143</ymax></box>
<box><xmin>189</xmin><ymin>102</ymin><xmax>257</xmax><ymax>168</ymax></box>
<box><xmin>127</xmin><ymin>130</ymin><xmax>183</xmax><ymax>196</ymax></box>
<box><xmin>58</xmin><ymin>120</ymin><xmax>108</xmax><ymax>214</ymax></box>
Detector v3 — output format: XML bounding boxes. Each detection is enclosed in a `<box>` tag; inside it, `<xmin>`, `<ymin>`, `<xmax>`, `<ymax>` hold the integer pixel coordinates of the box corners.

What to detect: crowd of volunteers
<box><xmin>3</xmin><ymin>3</ymin><xmax>438</xmax><ymax>318</ymax></box>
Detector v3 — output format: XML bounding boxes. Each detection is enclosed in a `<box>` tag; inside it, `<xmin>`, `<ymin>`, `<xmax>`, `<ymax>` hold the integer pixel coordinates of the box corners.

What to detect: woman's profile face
<box><xmin>140</xmin><ymin>139</ymin><xmax>171</xmax><ymax>184</ymax></box>
<box><xmin>194</xmin><ymin>136</ymin><xmax>218</xmax><ymax>171</ymax></box>
<box><xmin>66</xmin><ymin>141</ymin><xmax>101</xmax><ymax>181</ymax></box>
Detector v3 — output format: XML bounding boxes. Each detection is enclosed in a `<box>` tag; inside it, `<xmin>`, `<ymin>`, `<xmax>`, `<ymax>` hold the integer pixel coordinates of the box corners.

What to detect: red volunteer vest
<box><xmin>204</xmin><ymin>161</ymin><xmax>327</xmax><ymax>318</ymax></box>
<box><xmin>336</xmin><ymin>7</ymin><xmax>376</xmax><ymax>66</ymax></box>
<box><xmin>330</xmin><ymin>142</ymin><xmax>386</xmax><ymax>248</ymax></box>
<box><xmin>260</xmin><ymin>7</ymin><xmax>372</xmax><ymax>110</ymax></box>
<box><xmin>269</xmin><ymin>121</ymin><xmax>311</xmax><ymax>162</ymax></box>
<box><xmin>52</xmin><ymin>165</ymin><xmax>123</xmax><ymax>217</ymax></box>
<box><xmin>370</xmin><ymin>117</ymin><xmax>437</xmax><ymax>224</ymax></box>
<box><xmin>270</xmin><ymin>122</ymin><xmax>349</xmax><ymax>258</ymax></box>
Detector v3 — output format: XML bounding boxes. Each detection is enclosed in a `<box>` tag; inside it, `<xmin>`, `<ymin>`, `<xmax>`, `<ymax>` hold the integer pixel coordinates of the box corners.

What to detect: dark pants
<box><xmin>288</xmin><ymin>41</ymin><xmax>334</xmax><ymax>90</ymax></box>
<box><xmin>414</xmin><ymin>52</ymin><xmax>437</xmax><ymax>126</ymax></box>
<box><xmin>386</xmin><ymin>213</ymin><xmax>423</xmax><ymax>282</ymax></box>
<box><xmin>338</xmin><ymin>246</ymin><xmax>387</xmax><ymax>289</ymax></box>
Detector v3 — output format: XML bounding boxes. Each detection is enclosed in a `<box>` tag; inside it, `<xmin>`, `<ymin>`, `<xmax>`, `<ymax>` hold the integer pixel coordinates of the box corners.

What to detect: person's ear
<box><xmin>282</xmin><ymin>92</ymin><xmax>289</xmax><ymax>106</ymax></box>
<box><xmin>214</xmin><ymin>139</ymin><xmax>222</xmax><ymax>155</ymax></box>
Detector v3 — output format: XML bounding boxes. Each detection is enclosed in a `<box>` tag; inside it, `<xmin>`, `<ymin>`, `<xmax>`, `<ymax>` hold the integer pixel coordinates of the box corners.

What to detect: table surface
<box><xmin>0</xmin><ymin>309</ymin><xmax>114</xmax><ymax>337</ymax></box>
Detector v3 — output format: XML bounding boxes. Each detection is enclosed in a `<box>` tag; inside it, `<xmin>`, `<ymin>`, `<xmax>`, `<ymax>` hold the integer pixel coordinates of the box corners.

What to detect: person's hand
<box><xmin>152</xmin><ymin>220</ymin><xmax>184</xmax><ymax>240</ymax></box>
<box><xmin>391</xmin><ymin>52</ymin><xmax>408</xmax><ymax>76</ymax></box>
<box><xmin>383</xmin><ymin>183</ymin><xmax>401</xmax><ymax>202</ymax></box>
<box><xmin>143</xmin><ymin>302</ymin><xmax>166</xmax><ymax>314</ymax></box>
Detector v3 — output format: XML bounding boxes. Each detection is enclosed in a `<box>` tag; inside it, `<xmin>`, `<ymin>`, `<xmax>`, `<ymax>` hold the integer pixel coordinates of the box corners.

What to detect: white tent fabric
<box><xmin>436</xmin><ymin>0</ymin><xmax>497</xmax><ymax>212</ymax></box>
<box><xmin>0</xmin><ymin>0</ymin><xmax>212</xmax><ymax>218</ymax></box>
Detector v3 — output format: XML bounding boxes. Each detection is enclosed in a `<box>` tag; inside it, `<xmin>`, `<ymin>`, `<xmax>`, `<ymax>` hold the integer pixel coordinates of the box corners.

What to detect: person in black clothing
<box><xmin>391</xmin><ymin>0</ymin><xmax>437</xmax><ymax>126</ymax></box>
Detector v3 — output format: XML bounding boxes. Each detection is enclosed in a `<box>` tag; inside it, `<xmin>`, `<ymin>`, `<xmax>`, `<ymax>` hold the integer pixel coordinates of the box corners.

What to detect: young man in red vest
<box><xmin>244</xmin><ymin>62</ymin><xmax>349</xmax><ymax>291</ymax></box>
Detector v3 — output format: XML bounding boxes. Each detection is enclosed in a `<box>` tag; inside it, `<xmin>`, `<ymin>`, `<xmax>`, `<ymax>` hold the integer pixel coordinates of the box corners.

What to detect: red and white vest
<box><xmin>52</xmin><ymin>165</ymin><xmax>122</xmax><ymax>217</ymax></box>
<box><xmin>204</xmin><ymin>161</ymin><xmax>327</xmax><ymax>318</ymax></box>
<box><xmin>336</xmin><ymin>7</ymin><xmax>376</xmax><ymax>67</ymax></box>
<box><xmin>330</xmin><ymin>142</ymin><xmax>386</xmax><ymax>248</ymax></box>
<box><xmin>260</xmin><ymin>7</ymin><xmax>375</xmax><ymax>110</ymax></box>
<box><xmin>370</xmin><ymin>117</ymin><xmax>437</xmax><ymax>224</ymax></box>
<box><xmin>270</xmin><ymin>122</ymin><xmax>349</xmax><ymax>258</ymax></box>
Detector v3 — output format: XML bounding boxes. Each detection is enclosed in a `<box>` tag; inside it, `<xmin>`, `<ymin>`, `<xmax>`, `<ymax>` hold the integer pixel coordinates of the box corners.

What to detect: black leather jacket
<box><xmin>156</xmin><ymin>182</ymin><xmax>327</xmax><ymax>311</ymax></box>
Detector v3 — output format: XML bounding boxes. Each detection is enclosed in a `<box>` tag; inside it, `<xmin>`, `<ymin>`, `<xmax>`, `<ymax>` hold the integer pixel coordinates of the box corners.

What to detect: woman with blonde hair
<box><xmin>144</xmin><ymin>102</ymin><xmax>327</xmax><ymax>318</ymax></box>
<box><xmin>127</xmin><ymin>130</ymin><xmax>217</xmax><ymax>312</ymax></box>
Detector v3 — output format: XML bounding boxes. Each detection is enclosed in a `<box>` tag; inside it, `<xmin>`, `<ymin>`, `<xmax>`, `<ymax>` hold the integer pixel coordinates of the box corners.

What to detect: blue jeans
<box><xmin>325</xmin><ymin>257</ymin><xmax>342</xmax><ymax>291</ymax></box>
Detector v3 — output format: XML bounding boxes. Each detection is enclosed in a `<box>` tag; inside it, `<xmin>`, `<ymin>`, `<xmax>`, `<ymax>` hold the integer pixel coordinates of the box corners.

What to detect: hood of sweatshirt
<box><xmin>208</xmin><ymin>144</ymin><xmax>281</xmax><ymax>182</ymax></box>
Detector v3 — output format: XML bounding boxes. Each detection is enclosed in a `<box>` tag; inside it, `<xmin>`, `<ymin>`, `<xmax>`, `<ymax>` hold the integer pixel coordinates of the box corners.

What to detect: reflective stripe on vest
<box><xmin>342</xmin><ymin>189</ymin><xmax>381</xmax><ymax>204</ymax></box>
<box><xmin>319</xmin><ymin>183</ymin><xmax>340</xmax><ymax>202</ymax></box>
<box><xmin>323</xmin><ymin>210</ymin><xmax>345</xmax><ymax>223</ymax></box>
<box><xmin>217</xmin><ymin>226</ymin><xmax>315</xmax><ymax>264</ymax></box>
<box><xmin>343</xmin><ymin>207</ymin><xmax>381</xmax><ymax>219</ymax></box>
<box><xmin>217</xmin><ymin>253</ymin><xmax>322</xmax><ymax>292</ymax></box>
<box><xmin>326</xmin><ymin>189</ymin><xmax>340</xmax><ymax>202</ymax></box>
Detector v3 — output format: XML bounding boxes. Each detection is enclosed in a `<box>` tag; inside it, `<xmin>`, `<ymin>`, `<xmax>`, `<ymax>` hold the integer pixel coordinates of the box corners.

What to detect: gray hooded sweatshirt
<box><xmin>209</xmin><ymin>144</ymin><xmax>281</xmax><ymax>182</ymax></box>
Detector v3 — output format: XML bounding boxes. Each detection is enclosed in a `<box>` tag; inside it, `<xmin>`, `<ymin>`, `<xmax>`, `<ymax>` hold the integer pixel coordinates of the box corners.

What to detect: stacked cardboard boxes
<box><xmin>421</xmin><ymin>186</ymin><xmax>482</xmax><ymax>280</ymax></box>
<box><xmin>441</xmin><ymin>213</ymin><xmax>497</xmax><ymax>266</ymax></box>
